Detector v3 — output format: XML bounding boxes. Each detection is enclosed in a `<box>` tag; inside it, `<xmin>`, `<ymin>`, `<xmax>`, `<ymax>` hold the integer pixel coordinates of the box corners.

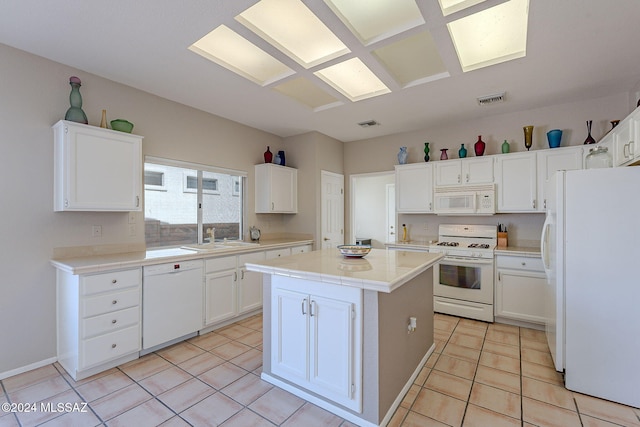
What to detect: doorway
<box><xmin>350</xmin><ymin>172</ymin><xmax>395</xmax><ymax>249</ymax></box>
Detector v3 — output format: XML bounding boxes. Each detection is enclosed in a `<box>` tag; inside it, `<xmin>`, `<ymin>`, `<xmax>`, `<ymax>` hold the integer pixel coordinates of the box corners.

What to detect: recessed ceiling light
<box><xmin>324</xmin><ymin>0</ymin><xmax>425</xmax><ymax>45</ymax></box>
<box><xmin>438</xmin><ymin>0</ymin><xmax>487</xmax><ymax>16</ymax></box>
<box><xmin>236</xmin><ymin>0</ymin><xmax>350</xmax><ymax>69</ymax></box>
<box><xmin>314</xmin><ymin>58</ymin><xmax>391</xmax><ymax>102</ymax></box>
<box><xmin>447</xmin><ymin>0</ymin><xmax>529</xmax><ymax>72</ymax></box>
<box><xmin>188</xmin><ymin>25</ymin><xmax>294</xmax><ymax>85</ymax></box>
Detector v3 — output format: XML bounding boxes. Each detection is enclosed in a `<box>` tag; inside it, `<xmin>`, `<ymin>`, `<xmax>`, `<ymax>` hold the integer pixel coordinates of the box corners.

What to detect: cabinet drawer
<box><xmin>496</xmin><ymin>256</ymin><xmax>543</xmax><ymax>271</ymax></box>
<box><xmin>82</xmin><ymin>268</ymin><xmax>141</xmax><ymax>296</ymax></box>
<box><xmin>266</xmin><ymin>248</ymin><xmax>291</xmax><ymax>259</ymax></box>
<box><xmin>291</xmin><ymin>245</ymin><xmax>312</xmax><ymax>254</ymax></box>
<box><xmin>80</xmin><ymin>325</ymin><xmax>140</xmax><ymax>369</ymax></box>
<box><xmin>81</xmin><ymin>288</ymin><xmax>140</xmax><ymax>318</ymax></box>
<box><xmin>205</xmin><ymin>256</ymin><xmax>237</xmax><ymax>273</ymax></box>
<box><xmin>81</xmin><ymin>306</ymin><xmax>139</xmax><ymax>339</ymax></box>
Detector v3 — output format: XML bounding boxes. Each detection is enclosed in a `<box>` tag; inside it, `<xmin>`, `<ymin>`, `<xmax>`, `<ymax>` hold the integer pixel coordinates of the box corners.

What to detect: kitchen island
<box><xmin>245</xmin><ymin>248</ymin><xmax>443</xmax><ymax>427</ymax></box>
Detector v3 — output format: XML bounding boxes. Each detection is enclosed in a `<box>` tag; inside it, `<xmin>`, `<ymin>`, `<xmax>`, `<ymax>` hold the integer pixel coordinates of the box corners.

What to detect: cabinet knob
<box><xmin>521</xmin><ymin>262</ymin><xmax>526</xmax><ymax>266</ymax></box>
<box><xmin>111</xmin><ymin>279</ymin><xmax>117</xmax><ymax>284</ymax></box>
<box><xmin>112</xmin><ymin>300</ymin><xmax>118</xmax><ymax>305</ymax></box>
<box><xmin>111</xmin><ymin>343</ymin><xmax>117</xmax><ymax>349</ymax></box>
<box><xmin>112</xmin><ymin>319</ymin><xmax>117</xmax><ymax>324</ymax></box>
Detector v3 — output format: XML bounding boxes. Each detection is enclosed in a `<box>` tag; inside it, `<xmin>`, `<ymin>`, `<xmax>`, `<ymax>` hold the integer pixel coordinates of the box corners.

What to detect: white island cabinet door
<box><xmin>272</xmin><ymin>287</ymin><xmax>309</xmax><ymax>382</ymax></box>
<box><xmin>309</xmin><ymin>295</ymin><xmax>354</xmax><ymax>403</ymax></box>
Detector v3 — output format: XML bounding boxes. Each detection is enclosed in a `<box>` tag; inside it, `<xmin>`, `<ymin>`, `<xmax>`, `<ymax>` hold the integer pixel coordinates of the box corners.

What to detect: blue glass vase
<box><xmin>458</xmin><ymin>144</ymin><xmax>467</xmax><ymax>158</ymax></box>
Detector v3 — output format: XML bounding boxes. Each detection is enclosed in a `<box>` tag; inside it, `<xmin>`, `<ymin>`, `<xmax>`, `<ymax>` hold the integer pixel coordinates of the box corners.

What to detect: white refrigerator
<box><xmin>541</xmin><ymin>166</ymin><xmax>640</xmax><ymax>408</ymax></box>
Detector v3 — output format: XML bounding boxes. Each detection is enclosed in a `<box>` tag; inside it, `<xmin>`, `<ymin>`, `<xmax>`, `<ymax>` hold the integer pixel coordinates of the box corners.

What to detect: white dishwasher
<box><xmin>142</xmin><ymin>259</ymin><xmax>203</xmax><ymax>351</ymax></box>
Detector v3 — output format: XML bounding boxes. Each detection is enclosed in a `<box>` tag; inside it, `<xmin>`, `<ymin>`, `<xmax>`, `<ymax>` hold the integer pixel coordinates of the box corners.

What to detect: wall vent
<box><xmin>358</xmin><ymin>120</ymin><xmax>379</xmax><ymax>127</ymax></box>
<box><xmin>477</xmin><ymin>92</ymin><xmax>505</xmax><ymax>106</ymax></box>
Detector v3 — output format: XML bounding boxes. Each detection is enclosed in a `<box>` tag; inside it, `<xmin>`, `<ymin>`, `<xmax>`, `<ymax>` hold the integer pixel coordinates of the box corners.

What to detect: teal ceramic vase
<box><xmin>458</xmin><ymin>144</ymin><xmax>467</xmax><ymax>158</ymax></box>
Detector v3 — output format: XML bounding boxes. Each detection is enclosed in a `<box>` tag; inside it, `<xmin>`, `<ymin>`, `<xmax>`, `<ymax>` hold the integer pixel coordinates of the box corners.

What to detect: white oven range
<box><xmin>430</xmin><ymin>224</ymin><xmax>497</xmax><ymax>322</ymax></box>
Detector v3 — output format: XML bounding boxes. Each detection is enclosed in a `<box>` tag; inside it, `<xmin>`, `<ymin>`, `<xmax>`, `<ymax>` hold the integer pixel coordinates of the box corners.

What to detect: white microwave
<box><xmin>433</xmin><ymin>184</ymin><xmax>495</xmax><ymax>215</ymax></box>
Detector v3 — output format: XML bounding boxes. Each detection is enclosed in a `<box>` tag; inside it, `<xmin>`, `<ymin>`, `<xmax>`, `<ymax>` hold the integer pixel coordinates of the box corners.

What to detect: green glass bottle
<box><xmin>65</xmin><ymin>76</ymin><xmax>88</xmax><ymax>124</ymax></box>
<box><xmin>501</xmin><ymin>140</ymin><xmax>510</xmax><ymax>153</ymax></box>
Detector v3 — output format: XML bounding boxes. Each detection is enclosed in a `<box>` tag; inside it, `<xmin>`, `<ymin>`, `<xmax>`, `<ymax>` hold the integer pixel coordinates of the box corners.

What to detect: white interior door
<box><xmin>321</xmin><ymin>171</ymin><xmax>344</xmax><ymax>249</ymax></box>
<box><xmin>386</xmin><ymin>184</ymin><xmax>396</xmax><ymax>243</ymax></box>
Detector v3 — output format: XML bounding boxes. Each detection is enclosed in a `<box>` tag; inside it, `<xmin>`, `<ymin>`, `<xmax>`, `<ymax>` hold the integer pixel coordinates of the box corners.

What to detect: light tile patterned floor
<box><xmin>1</xmin><ymin>313</ymin><xmax>639</xmax><ymax>427</ymax></box>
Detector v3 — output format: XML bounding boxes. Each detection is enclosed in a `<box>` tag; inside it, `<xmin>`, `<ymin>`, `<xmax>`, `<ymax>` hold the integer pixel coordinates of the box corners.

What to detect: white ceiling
<box><xmin>1</xmin><ymin>0</ymin><xmax>640</xmax><ymax>142</ymax></box>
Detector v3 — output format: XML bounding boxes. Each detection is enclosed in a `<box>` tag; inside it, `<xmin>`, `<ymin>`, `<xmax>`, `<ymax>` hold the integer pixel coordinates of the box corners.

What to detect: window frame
<box><xmin>144</xmin><ymin>156</ymin><xmax>247</xmax><ymax>246</ymax></box>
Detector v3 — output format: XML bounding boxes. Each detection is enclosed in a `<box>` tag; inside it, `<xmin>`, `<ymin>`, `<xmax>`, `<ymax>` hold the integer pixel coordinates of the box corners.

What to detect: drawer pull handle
<box><xmin>111</xmin><ymin>319</ymin><xmax>117</xmax><ymax>324</ymax></box>
<box><xmin>112</xmin><ymin>279</ymin><xmax>117</xmax><ymax>284</ymax></box>
<box><xmin>112</xmin><ymin>300</ymin><xmax>118</xmax><ymax>305</ymax></box>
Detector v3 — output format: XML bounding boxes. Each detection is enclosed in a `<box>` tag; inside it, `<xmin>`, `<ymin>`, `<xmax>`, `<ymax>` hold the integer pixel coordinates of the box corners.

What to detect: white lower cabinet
<box><xmin>204</xmin><ymin>252</ymin><xmax>267</xmax><ymax>326</ymax></box>
<box><xmin>495</xmin><ymin>255</ymin><xmax>546</xmax><ymax>324</ymax></box>
<box><xmin>57</xmin><ymin>268</ymin><xmax>142</xmax><ymax>380</ymax></box>
<box><xmin>271</xmin><ymin>276</ymin><xmax>362</xmax><ymax>412</ymax></box>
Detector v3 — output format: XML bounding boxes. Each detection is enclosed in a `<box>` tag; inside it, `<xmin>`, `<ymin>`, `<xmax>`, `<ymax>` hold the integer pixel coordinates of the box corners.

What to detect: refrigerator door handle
<box><xmin>540</xmin><ymin>214</ymin><xmax>552</xmax><ymax>281</ymax></box>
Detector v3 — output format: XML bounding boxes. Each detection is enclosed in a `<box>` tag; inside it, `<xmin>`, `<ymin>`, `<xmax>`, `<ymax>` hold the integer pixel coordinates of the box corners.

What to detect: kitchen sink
<box><xmin>219</xmin><ymin>241</ymin><xmax>260</xmax><ymax>247</ymax></box>
<box><xmin>180</xmin><ymin>241</ymin><xmax>259</xmax><ymax>251</ymax></box>
<box><xmin>180</xmin><ymin>243</ymin><xmax>227</xmax><ymax>251</ymax></box>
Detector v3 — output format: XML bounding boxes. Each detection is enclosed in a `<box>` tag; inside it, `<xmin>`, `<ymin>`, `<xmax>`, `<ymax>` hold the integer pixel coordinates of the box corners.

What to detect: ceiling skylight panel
<box><xmin>314</xmin><ymin>58</ymin><xmax>390</xmax><ymax>102</ymax></box>
<box><xmin>188</xmin><ymin>25</ymin><xmax>293</xmax><ymax>85</ymax></box>
<box><xmin>447</xmin><ymin>0</ymin><xmax>529</xmax><ymax>72</ymax></box>
<box><xmin>236</xmin><ymin>0</ymin><xmax>350</xmax><ymax>69</ymax></box>
<box><xmin>324</xmin><ymin>0</ymin><xmax>425</xmax><ymax>45</ymax></box>
<box><xmin>438</xmin><ymin>0</ymin><xmax>487</xmax><ymax>16</ymax></box>
<box><xmin>372</xmin><ymin>31</ymin><xmax>449</xmax><ymax>88</ymax></box>
<box><xmin>273</xmin><ymin>77</ymin><xmax>342</xmax><ymax>111</ymax></box>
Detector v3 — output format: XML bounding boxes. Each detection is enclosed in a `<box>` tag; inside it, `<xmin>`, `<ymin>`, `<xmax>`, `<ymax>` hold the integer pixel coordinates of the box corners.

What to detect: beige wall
<box><xmin>0</xmin><ymin>43</ymin><xmax>286</xmax><ymax>376</ymax></box>
<box><xmin>344</xmin><ymin>92</ymin><xmax>632</xmax><ymax>245</ymax></box>
<box><xmin>283</xmin><ymin>132</ymin><xmax>344</xmax><ymax>248</ymax></box>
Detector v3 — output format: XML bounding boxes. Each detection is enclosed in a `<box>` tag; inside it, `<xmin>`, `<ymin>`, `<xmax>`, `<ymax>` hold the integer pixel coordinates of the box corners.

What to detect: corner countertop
<box><xmin>51</xmin><ymin>238</ymin><xmax>313</xmax><ymax>275</ymax></box>
<box><xmin>245</xmin><ymin>248</ymin><xmax>443</xmax><ymax>293</ymax></box>
<box><xmin>494</xmin><ymin>246</ymin><xmax>541</xmax><ymax>257</ymax></box>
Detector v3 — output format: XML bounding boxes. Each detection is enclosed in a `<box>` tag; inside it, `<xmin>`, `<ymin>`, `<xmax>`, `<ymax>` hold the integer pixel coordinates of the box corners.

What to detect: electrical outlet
<box><xmin>128</xmin><ymin>212</ymin><xmax>136</xmax><ymax>224</ymax></box>
<box><xmin>92</xmin><ymin>225</ymin><xmax>102</xmax><ymax>237</ymax></box>
<box><xmin>128</xmin><ymin>224</ymin><xmax>136</xmax><ymax>237</ymax></box>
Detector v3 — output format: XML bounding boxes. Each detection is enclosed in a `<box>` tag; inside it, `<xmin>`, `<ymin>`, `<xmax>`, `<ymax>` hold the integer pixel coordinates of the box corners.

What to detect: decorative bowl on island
<box><xmin>337</xmin><ymin>244</ymin><xmax>371</xmax><ymax>258</ymax></box>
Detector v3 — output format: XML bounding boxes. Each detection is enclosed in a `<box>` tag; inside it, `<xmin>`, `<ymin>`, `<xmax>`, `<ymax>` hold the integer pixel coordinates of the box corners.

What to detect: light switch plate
<box><xmin>128</xmin><ymin>212</ymin><xmax>136</xmax><ymax>224</ymax></box>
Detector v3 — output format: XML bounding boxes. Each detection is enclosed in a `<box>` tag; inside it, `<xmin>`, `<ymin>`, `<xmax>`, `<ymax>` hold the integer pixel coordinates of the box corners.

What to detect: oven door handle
<box><xmin>442</xmin><ymin>256</ymin><xmax>494</xmax><ymax>265</ymax></box>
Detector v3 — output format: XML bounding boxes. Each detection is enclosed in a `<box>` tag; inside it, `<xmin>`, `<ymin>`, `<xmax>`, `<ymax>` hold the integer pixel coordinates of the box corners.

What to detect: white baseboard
<box><xmin>0</xmin><ymin>357</ymin><xmax>57</xmax><ymax>381</ymax></box>
<box><xmin>261</xmin><ymin>342</ymin><xmax>436</xmax><ymax>427</ymax></box>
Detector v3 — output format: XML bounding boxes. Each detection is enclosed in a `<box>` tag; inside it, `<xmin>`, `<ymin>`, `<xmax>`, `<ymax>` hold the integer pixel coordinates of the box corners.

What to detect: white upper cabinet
<box><xmin>53</xmin><ymin>120</ymin><xmax>142</xmax><ymax>211</ymax></box>
<box><xmin>611</xmin><ymin>111</ymin><xmax>639</xmax><ymax>166</ymax></box>
<box><xmin>395</xmin><ymin>163</ymin><xmax>434</xmax><ymax>213</ymax></box>
<box><xmin>495</xmin><ymin>152</ymin><xmax>538</xmax><ymax>212</ymax></box>
<box><xmin>435</xmin><ymin>157</ymin><xmax>493</xmax><ymax>187</ymax></box>
<box><xmin>536</xmin><ymin>146</ymin><xmax>584</xmax><ymax>211</ymax></box>
<box><xmin>255</xmin><ymin>164</ymin><xmax>298</xmax><ymax>213</ymax></box>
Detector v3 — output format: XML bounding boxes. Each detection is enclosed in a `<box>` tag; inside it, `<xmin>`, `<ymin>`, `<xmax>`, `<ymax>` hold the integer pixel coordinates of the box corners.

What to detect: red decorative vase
<box><xmin>474</xmin><ymin>135</ymin><xmax>485</xmax><ymax>156</ymax></box>
<box><xmin>264</xmin><ymin>146</ymin><xmax>273</xmax><ymax>163</ymax></box>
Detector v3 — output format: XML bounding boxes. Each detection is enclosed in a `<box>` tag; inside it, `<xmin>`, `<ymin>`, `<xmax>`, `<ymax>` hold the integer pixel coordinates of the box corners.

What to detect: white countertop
<box><xmin>245</xmin><ymin>248</ymin><xmax>443</xmax><ymax>293</ymax></box>
<box><xmin>51</xmin><ymin>239</ymin><xmax>313</xmax><ymax>275</ymax></box>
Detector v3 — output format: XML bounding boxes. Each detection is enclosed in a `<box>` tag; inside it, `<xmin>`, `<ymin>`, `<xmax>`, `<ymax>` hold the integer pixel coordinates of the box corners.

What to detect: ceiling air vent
<box><xmin>358</xmin><ymin>120</ymin><xmax>380</xmax><ymax>127</ymax></box>
<box><xmin>477</xmin><ymin>92</ymin><xmax>505</xmax><ymax>106</ymax></box>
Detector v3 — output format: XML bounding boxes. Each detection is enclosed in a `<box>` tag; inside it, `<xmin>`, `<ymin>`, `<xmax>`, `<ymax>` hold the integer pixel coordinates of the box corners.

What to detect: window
<box><xmin>144</xmin><ymin>157</ymin><xmax>246</xmax><ymax>248</ymax></box>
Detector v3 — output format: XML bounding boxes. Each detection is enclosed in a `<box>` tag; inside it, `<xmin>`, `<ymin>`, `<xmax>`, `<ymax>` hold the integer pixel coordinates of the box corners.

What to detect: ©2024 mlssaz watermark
<box><xmin>2</xmin><ymin>401</ymin><xmax>89</xmax><ymax>413</ymax></box>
